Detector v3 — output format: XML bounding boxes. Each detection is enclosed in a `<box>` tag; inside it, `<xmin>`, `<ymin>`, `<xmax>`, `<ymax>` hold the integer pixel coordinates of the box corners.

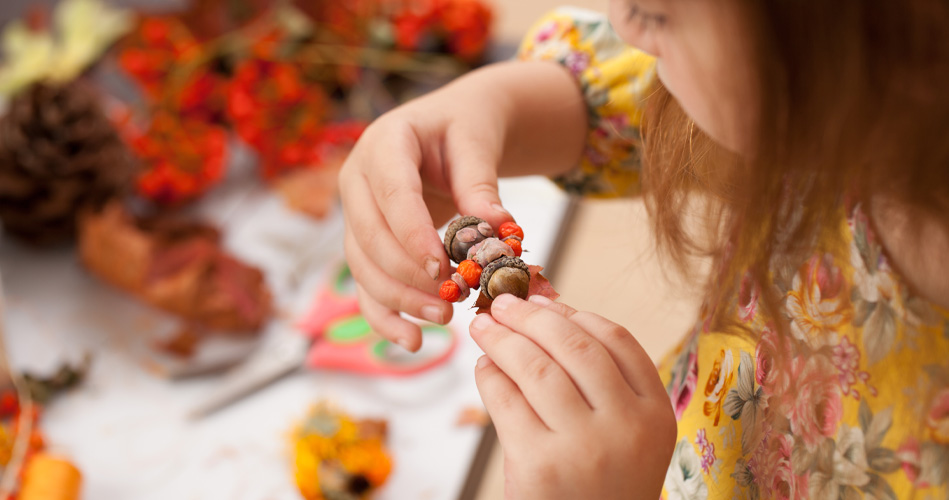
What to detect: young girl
<box><xmin>339</xmin><ymin>1</ymin><xmax>949</xmax><ymax>498</ymax></box>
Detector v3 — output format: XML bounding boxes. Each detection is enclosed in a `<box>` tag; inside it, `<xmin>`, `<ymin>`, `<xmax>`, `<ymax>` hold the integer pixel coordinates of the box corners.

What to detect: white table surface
<box><xmin>0</xmin><ymin>165</ymin><xmax>568</xmax><ymax>500</ymax></box>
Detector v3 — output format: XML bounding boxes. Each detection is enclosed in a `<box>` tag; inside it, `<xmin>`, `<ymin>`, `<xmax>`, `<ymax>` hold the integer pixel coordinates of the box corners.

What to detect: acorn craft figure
<box><xmin>438</xmin><ymin>216</ymin><xmax>556</xmax><ymax>312</ymax></box>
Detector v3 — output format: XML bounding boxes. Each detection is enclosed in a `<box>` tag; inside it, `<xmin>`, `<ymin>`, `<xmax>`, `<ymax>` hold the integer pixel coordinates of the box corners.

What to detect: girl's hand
<box><xmin>338</xmin><ymin>89</ymin><xmax>512</xmax><ymax>352</ymax></box>
<box><xmin>470</xmin><ymin>294</ymin><xmax>677</xmax><ymax>500</ymax></box>
<box><xmin>338</xmin><ymin>62</ymin><xmax>587</xmax><ymax>352</ymax></box>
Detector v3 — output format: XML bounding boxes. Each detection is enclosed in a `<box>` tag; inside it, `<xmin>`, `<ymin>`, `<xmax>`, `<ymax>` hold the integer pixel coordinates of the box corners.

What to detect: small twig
<box><xmin>0</xmin><ymin>275</ymin><xmax>35</xmax><ymax>498</ymax></box>
<box><xmin>153</xmin><ymin>9</ymin><xmax>468</xmax><ymax>105</ymax></box>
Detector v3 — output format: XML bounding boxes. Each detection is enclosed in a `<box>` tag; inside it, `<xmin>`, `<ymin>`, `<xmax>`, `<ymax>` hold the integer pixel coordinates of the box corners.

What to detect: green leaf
<box><xmin>906</xmin><ymin>296</ymin><xmax>941</xmax><ymax>326</ymax></box>
<box><xmin>861</xmin><ymin>473</ymin><xmax>897</xmax><ymax>500</ymax></box>
<box><xmin>868</xmin><ymin>448</ymin><xmax>901</xmax><ymax>473</ymax></box>
<box><xmin>866</xmin><ymin>407</ymin><xmax>894</xmax><ymax>450</ymax></box>
<box><xmin>919</xmin><ymin>443</ymin><xmax>949</xmax><ymax>487</ymax></box>
<box><xmin>864</xmin><ymin>303</ymin><xmax>897</xmax><ymax>365</ymax></box>
<box><xmin>858</xmin><ymin>400</ymin><xmax>872</xmax><ymax>434</ymax></box>
<box><xmin>924</xmin><ymin>365</ymin><xmax>949</xmax><ymax>387</ymax></box>
<box><xmin>724</xmin><ymin>389</ymin><xmax>744</xmax><ymax>421</ymax></box>
<box><xmin>842</xmin><ymin>485</ymin><xmax>862</xmax><ymax>500</ymax></box>
<box><xmin>816</xmin><ymin>438</ymin><xmax>836</xmax><ymax>472</ymax></box>
<box><xmin>853</xmin><ymin>298</ymin><xmax>875</xmax><ymax>327</ymax></box>
<box><xmin>792</xmin><ymin>439</ymin><xmax>817</xmax><ymax>475</ymax></box>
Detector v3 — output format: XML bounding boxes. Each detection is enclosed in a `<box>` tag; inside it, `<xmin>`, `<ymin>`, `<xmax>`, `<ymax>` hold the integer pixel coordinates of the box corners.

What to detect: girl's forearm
<box><xmin>408</xmin><ymin>60</ymin><xmax>588</xmax><ymax>179</ymax></box>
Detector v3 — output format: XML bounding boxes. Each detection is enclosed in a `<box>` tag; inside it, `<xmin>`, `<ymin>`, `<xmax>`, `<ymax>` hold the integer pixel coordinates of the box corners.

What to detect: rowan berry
<box><xmin>456</xmin><ymin>260</ymin><xmax>483</xmax><ymax>289</ymax></box>
<box><xmin>503</xmin><ymin>237</ymin><xmax>522</xmax><ymax>257</ymax></box>
<box><xmin>439</xmin><ymin>280</ymin><xmax>461</xmax><ymax>302</ymax></box>
<box><xmin>498</xmin><ymin>221</ymin><xmax>524</xmax><ymax>240</ymax></box>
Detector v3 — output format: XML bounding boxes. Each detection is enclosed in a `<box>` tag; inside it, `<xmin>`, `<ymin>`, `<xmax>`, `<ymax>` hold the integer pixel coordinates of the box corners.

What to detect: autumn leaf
<box><xmin>527</xmin><ymin>265</ymin><xmax>560</xmax><ymax>302</ymax></box>
<box><xmin>473</xmin><ymin>291</ymin><xmax>493</xmax><ymax>315</ymax></box>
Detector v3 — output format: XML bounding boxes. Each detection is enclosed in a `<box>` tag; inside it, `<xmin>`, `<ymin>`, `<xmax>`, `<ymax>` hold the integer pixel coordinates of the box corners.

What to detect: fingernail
<box><xmin>492</xmin><ymin>293</ymin><xmax>517</xmax><ymax>311</ymax></box>
<box><xmin>528</xmin><ymin>295</ymin><xmax>553</xmax><ymax>306</ymax></box>
<box><xmin>491</xmin><ymin>203</ymin><xmax>511</xmax><ymax>217</ymax></box>
<box><xmin>476</xmin><ymin>355</ymin><xmax>491</xmax><ymax>369</ymax></box>
<box><xmin>470</xmin><ymin>313</ymin><xmax>494</xmax><ymax>332</ymax></box>
<box><xmin>397</xmin><ymin>337</ymin><xmax>414</xmax><ymax>351</ymax></box>
<box><xmin>424</xmin><ymin>256</ymin><xmax>441</xmax><ymax>281</ymax></box>
<box><xmin>420</xmin><ymin>305</ymin><xmax>443</xmax><ymax>324</ymax></box>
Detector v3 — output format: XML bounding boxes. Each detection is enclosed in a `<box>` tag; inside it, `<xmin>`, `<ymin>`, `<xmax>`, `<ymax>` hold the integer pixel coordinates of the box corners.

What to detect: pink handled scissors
<box><xmin>297</xmin><ymin>263</ymin><xmax>458</xmax><ymax>375</ymax></box>
<box><xmin>189</xmin><ymin>263</ymin><xmax>459</xmax><ymax>418</ymax></box>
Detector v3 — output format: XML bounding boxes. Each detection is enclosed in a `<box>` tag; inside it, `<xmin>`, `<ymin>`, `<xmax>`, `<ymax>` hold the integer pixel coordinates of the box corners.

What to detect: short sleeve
<box><xmin>517</xmin><ymin>8</ymin><xmax>657</xmax><ymax>198</ymax></box>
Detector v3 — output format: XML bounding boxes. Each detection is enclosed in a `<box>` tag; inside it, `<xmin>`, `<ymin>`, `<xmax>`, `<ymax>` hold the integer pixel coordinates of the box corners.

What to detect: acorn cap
<box><xmin>443</xmin><ymin>215</ymin><xmax>487</xmax><ymax>263</ymax></box>
<box><xmin>480</xmin><ymin>256</ymin><xmax>530</xmax><ymax>300</ymax></box>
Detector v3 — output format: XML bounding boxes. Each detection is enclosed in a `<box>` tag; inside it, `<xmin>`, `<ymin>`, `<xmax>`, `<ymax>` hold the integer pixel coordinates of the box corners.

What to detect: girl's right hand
<box><xmin>339</xmin><ymin>61</ymin><xmax>588</xmax><ymax>351</ymax></box>
<box><xmin>338</xmin><ymin>84</ymin><xmax>515</xmax><ymax>351</ymax></box>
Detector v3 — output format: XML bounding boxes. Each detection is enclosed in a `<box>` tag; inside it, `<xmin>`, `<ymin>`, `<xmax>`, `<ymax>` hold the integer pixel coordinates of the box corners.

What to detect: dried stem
<box><xmin>0</xmin><ymin>275</ymin><xmax>34</xmax><ymax>499</ymax></box>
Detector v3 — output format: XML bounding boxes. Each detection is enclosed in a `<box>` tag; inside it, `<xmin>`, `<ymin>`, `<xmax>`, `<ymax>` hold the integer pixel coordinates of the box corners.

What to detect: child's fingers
<box><xmin>344</xmin><ymin>231</ymin><xmax>452</xmax><ymax>327</ymax></box>
<box><xmin>469</xmin><ymin>313</ymin><xmax>589</xmax><ymax>429</ymax></box>
<box><xmin>527</xmin><ymin>295</ymin><xmax>578</xmax><ymax>317</ymax></box>
<box><xmin>474</xmin><ymin>355</ymin><xmax>549</xmax><ymax>444</ymax></box>
<box><xmin>489</xmin><ymin>295</ymin><xmax>636</xmax><ymax>411</ymax></box>
<box><xmin>340</xmin><ymin>169</ymin><xmax>446</xmax><ymax>291</ymax></box>
<box><xmin>564</xmin><ymin>311</ymin><xmax>668</xmax><ymax>400</ymax></box>
<box><xmin>526</xmin><ymin>296</ymin><xmax>653</xmax><ymax>397</ymax></box>
<box><xmin>355</xmin><ymin>282</ymin><xmax>423</xmax><ymax>352</ymax></box>
<box><xmin>444</xmin><ymin>127</ymin><xmax>512</xmax><ymax>230</ymax></box>
<box><xmin>362</xmin><ymin>153</ymin><xmax>447</xmax><ymax>282</ymax></box>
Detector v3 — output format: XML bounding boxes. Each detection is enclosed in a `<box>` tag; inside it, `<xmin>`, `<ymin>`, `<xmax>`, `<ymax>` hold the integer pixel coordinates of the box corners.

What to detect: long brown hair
<box><xmin>641</xmin><ymin>0</ymin><xmax>949</xmax><ymax>325</ymax></box>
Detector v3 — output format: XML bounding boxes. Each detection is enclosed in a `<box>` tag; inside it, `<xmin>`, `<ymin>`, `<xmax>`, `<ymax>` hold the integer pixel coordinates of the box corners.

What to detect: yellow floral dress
<box><xmin>519</xmin><ymin>8</ymin><xmax>949</xmax><ymax>500</ymax></box>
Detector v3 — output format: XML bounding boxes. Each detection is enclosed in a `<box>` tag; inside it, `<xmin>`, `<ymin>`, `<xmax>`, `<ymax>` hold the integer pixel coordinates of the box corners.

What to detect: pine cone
<box><xmin>0</xmin><ymin>81</ymin><xmax>134</xmax><ymax>246</ymax></box>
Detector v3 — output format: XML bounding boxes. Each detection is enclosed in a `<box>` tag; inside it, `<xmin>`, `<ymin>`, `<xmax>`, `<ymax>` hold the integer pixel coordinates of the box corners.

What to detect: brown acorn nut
<box><xmin>443</xmin><ymin>216</ymin><xmax>493</xmax><ymax>264</ymax></box>
<box><xmin>480</xmin><ymin>256</ymin><xmax>530</xmax><ymax>300</ymax></box>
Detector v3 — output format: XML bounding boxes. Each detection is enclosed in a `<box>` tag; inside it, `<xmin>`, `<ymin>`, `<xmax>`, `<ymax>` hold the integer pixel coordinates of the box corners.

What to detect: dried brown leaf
<box><xmin>470</xmin><ymin>265</ymin><xmax>559</xmax><ymax>315</ymax></box>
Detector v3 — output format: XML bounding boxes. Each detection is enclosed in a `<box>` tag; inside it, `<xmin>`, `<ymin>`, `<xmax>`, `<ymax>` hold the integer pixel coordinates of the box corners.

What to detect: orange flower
<box><xmin>293</xmin><ymin>404</ymin><xmax>392</xmax><ymax>500</ymax></box>
<box><xmin>703</xmin><ymin>349</ymin><xmax>735</xmax><ymax>425</ymax></box>
<box><xmin>785</xmin><ymin>254</ymin><xmax>849</xmax><ymax>349</ymax></box>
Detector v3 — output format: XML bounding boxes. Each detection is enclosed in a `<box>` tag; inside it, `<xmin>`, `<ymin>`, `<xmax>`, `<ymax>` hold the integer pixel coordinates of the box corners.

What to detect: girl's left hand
<box><xmin>470</xmin><ymin>294</ymin><xmax>677</xmax><ymax>500</ymax></box>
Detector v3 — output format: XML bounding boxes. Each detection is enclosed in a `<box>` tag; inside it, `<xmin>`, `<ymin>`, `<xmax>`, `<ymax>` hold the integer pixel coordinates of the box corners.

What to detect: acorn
<box><xmin>443</xmin><ymin>216</ymin><xmax>494</xmax><ymax>264</ymax></box>
<box><xmin>480</xmin><ymin>256</ymin><xmax>530</xmax><ymax>300</ymax></box>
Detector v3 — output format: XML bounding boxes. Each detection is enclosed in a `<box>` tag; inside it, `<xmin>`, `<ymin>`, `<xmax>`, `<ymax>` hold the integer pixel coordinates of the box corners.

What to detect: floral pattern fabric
<box><xmin>518</xmin><ymin>7</ymin><xmax>655</xmax><ymax>198</ymax></box>
<box><xmin>520</xmin><ymin>9</ymin><xmax>949</xmax><ymax>500</ymax></box>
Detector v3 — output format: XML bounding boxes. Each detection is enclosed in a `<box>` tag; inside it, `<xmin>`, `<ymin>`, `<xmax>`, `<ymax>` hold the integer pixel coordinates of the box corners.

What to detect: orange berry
<box><xmin>439</xmin><ymin>280</ymin><xmax>461</xmax><ymax>302</ymax></box>
<box><xmin>503</xmin><ymin>237</ymin><xmax>522</xmax><ymax>257</ymax></box>
<box><xmin>499</xmin><ymin>221</ymin><xmax>524</xmax><ymax>240</ymax></box>
<box><xmin>456</xmin><ymin>260</ymin><xmax>483</xmax><ymax>289</ymax></box>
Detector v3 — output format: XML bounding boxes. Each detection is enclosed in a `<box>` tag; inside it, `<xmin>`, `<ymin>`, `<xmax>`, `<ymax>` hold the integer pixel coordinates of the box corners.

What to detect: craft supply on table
<box><xmin>0</xmin><ymin>276</ymin><xmax>88</xmax><ymax>500</ymax></box>
<box><xmin>293</xmin><ymin>402</ymin><xmax>392</xmax><ymax>500</ymax></box>
<box><xmin>188</xmin><ymin>262</ymin><xmax>459</xmax><ymax>418</ymax></box>
<box><xmin>438</xmin><ymin>216</ymin><xmax>558</xmax><ymax>310</ymax></box>
<box><xmin>19</xmin><ymin>453</ymin><xmax>82</xmax><ymax>500</ymax></box>
<box><xmin>78</xmin><ymin>202</ymin><xmax>272</xmax><ymax>333</ymax></box>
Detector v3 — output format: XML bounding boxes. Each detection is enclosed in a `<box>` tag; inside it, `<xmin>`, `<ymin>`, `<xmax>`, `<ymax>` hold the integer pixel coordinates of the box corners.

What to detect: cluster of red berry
<box><xmin>118</xmin><ymin>16</ymin><xmax>364</xmax><ymax>205</ymax></box>
<box><xmin>116</xmin><ymin>0</ymin><xmax>492</xmax><ymax>207</ymax></box>
<box><xmin>130</xmin><ymin>110</ymin><xmax>229</xmax><ymax>206</ymax></box>
<box><xmin>0</xmin><ymin>390</ymin><xmax>47</xmax><ymax>466</ymax></box>
<box><xmin>118</xmin><ymin>16</ymin><xmax>236</xmax><ymax>205</ymax></box>
<box><xmin>439</xmin><ymin>221</ymin><xmax>524</xmax><ymax>303</ymax></box>
<box><xmin>394</xmin><ymin>0</ymin><xmax>493</xmax><ymax>62</ymax></box>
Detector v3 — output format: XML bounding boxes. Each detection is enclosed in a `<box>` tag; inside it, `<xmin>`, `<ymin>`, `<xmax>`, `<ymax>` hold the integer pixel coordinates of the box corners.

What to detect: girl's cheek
<box><xmin>659</xmin><ymin>57</ymin><xmax>736</xmax><ymax>150</ymax></box>
<box><xmin>655</xmin><ymin>58</ymin><xmax>686</xmax><ymax>105</ymax></box>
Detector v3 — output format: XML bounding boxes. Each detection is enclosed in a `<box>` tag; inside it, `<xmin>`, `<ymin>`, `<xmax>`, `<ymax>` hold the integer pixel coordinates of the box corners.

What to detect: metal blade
<box><xmin>187</xmin><ymin>332</ymin><xmax>309</xmax><ymax>419</ymax></box>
